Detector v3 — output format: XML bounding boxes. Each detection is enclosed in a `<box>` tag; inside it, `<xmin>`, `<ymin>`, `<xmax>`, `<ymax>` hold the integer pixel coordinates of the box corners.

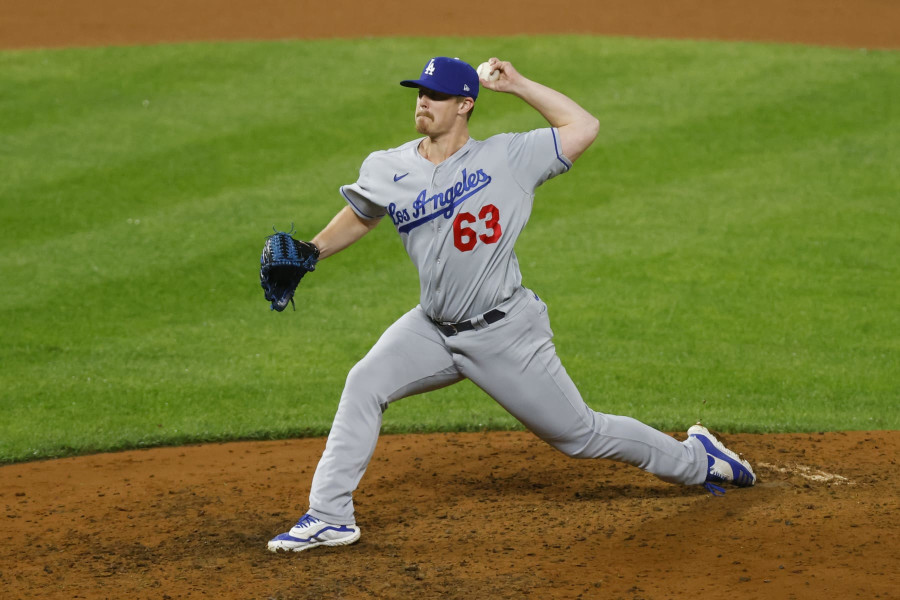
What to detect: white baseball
<box><xmin>477</xmin><ymin>62</ymin><xmax>500</xmax><ymax>82</ymax></box>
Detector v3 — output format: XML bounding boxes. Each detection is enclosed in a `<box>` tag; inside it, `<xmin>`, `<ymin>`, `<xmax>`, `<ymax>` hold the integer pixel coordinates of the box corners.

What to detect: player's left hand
<box><xmin>259</xmin><ymin>228</ymin><xmax>319</xmax><ymax>312</ymax></box>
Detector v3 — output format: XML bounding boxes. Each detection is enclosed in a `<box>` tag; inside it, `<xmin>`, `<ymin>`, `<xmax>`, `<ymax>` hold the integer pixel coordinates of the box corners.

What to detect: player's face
<box><xmin>415</xmin><ymin>87</ymin><xmax>464</xmax><ymax>136</ymax></box>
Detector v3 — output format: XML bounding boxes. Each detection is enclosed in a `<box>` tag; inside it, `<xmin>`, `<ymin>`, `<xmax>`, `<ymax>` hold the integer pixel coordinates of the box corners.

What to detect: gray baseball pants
<box><xmin>308</xmin><ymin>287</ymin><xmax>708</xmax><ymax>525</ymax></box>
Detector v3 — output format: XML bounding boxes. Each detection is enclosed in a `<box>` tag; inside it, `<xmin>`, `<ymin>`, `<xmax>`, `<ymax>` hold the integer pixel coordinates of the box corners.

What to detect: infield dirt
<box><xmin>1</xmin><ymin>2</ymin><xmax>898</xmax><ymax>599</ymax></box>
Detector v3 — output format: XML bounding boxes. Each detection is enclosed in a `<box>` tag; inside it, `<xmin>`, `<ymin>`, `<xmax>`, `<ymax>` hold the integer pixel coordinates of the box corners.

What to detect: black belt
<box><xmin>431</xmin><ymin>309</ymin><xmax>506</xmax><ymax>337</ymax></box>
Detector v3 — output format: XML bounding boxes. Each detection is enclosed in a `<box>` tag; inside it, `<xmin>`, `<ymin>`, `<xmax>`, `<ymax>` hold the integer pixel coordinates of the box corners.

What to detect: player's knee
<box><xmin>558</xmin><ymin>443</ymin><xmax>593</xmax><ymax>459</ymax></box>
<box><xmin>547</xmin><ymin>412</ymin><xmax>612</xmax><ymax>459</ymax></box>
<box><xmin>544</xmin><ymin>422</ymin><xmax>608</xmax><ymax>459</ymax></box>
<box><xmin>342</xmin><ymin>360</ymin><xmax>390</xmax><ymax>410</ymax></box>
<box><xmin>544</xmin><ymin>436</ymin><xmax>594</xmax><ymax>459</ymax></box>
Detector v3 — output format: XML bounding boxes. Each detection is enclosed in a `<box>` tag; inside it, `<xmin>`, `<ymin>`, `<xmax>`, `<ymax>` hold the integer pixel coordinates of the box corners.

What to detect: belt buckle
<box><xmin>434</xmin><ymin>319</ymin><xmax>458</xmax><ymax>336</ymax></box>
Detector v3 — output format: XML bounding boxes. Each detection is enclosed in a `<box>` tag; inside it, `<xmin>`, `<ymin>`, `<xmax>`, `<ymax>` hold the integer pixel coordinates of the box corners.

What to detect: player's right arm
<box><xmin>479</xmin><ymin>58</ymin><xmax>599</xmax><ymax>163</ymax></box>
<box><xmin>311</xmin><ymin>206</ymin><xmax>381</xmax><ymax>260</ymax></box>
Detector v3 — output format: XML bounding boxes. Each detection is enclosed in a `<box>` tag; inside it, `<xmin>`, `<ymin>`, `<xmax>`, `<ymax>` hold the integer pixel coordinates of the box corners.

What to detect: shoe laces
<box><xmin>708</xmin><ymin>465</ymin><xmax>730</xmax><ymax>483</ymax></box>
<box><xmin>703</xmin><ymin>482</ymin><xmax>727</xmax><ymax>496</ymax></box>
<box><xmin>294</xmin><ymin>514</ymin><xmax>320</xmax><ymax>528</ymax></box>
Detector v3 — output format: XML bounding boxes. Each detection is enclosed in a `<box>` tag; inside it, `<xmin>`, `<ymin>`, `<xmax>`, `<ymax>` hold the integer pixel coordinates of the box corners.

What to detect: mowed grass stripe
<box><xmin>1</xmin><ymin>36</ymin><xmax>897</xmax><ymax>461</ymax></box>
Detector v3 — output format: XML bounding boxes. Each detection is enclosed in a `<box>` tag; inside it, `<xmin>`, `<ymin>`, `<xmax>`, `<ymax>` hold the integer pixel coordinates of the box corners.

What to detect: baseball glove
<box><xmin>259</xmin><ymin>227</ymin><xmax>319</xmax><ymax>312</ymax></box>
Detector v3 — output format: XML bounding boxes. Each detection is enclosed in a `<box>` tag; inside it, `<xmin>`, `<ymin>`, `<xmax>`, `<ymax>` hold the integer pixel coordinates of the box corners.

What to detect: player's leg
<box><xmin>307</xmin><ymin>306</ymin><xmax>463</xmax><ymax>524</ymax></box>
<box><xmin>452</xmin><ymin>292</ymin><xmax>708</xmax><ymax>486</ymax></box>
<box><xmin>269</xmin><ymin>306</ymin><xmax>462</xmax><ymax>551</ymax></box>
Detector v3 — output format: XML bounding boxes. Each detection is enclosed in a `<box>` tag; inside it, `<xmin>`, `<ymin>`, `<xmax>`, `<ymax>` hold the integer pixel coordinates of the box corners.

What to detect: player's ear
<box><xmin>458</xmin><ymin>97</ymin><xmax>475</xmax><ymax>117</ymax></box>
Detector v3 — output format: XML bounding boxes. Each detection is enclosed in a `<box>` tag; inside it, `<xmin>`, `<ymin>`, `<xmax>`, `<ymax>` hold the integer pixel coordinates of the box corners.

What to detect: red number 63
<box><xmin>453</xmin><ymin>204</ymin><xmax>502</xmax><ymax>252</ymax></box>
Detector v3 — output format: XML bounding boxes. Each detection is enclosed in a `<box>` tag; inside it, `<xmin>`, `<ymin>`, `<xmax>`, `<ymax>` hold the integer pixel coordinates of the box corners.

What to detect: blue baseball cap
<box><xmin>400</xmin><ymin>57</ymin><xmax>479</xmax><ymax>100</ymax></box>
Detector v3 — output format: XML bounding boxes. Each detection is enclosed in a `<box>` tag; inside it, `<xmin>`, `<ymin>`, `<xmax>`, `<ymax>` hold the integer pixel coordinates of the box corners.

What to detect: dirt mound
<box><xmin>2</xmin><ymin>431</ymin><xmax>897</xmax><ymax>598</ymax></box>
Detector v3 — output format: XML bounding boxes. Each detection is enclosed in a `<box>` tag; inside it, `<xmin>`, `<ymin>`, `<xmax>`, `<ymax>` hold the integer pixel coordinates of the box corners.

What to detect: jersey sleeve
<box><xmin>506</xmin><ymin>128</ymin><xmax>573</xmax><ymax>192</ymax></box>
<box><xmin>339</xmin><ymin>153</ymin><xmax>388</xmax><ymax>220</ymax></box>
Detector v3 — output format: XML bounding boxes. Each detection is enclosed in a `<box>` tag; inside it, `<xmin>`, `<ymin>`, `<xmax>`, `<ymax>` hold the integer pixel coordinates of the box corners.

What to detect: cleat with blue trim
<box><xmin>267</xmin><ymin>513</ymin><xmax>361</xmax><ymax>553</ymax></box>
<box><xmin>688</xmin><ymin>424</ymin><xmax>756</xmax><ymax>489</ymax></box>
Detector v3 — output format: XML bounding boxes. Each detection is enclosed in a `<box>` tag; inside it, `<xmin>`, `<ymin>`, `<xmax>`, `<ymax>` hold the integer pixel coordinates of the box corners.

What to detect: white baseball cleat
<box><xmin>267</xmin><ymin>513</ymin><xmax>361</xmax><ymax>553</ymax></box>
<box><xmin>688</xmin><ymin>424</ymin><xmax>757</xmax><ymax>492</ymax></box>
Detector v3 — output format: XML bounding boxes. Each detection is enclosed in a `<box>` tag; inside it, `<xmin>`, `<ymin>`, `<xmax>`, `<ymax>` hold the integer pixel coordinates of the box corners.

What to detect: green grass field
<box><xmin>1</xmin><ymin>36</ymin><xmax>898</xmax><ymax>463</ymax></box>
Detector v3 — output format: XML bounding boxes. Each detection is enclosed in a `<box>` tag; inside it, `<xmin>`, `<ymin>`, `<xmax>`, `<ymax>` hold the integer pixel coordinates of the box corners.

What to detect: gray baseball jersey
<box><xmin>306</xmin><ymin>129</ymin><xmax>709</xmax><ymax>526</ymax></box>
<box><xmin>341</xmin><ymin>129</ymin><xmax>570</xmax><ymax>322</ymax></box>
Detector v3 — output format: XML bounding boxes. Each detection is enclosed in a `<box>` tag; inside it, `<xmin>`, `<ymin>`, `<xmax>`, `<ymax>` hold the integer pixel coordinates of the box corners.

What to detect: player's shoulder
<box><xmin>461</xmin><ymin>133</ymin><xmax>511</xmax><ymax>158</ymax></box>
<box><xmin>362</xmin><ymin>138</ymin><xmax>421</xmax><ymax>165</ymax></box>
<box><xmin>477</xmin><ymin>129</ymin><xmax>553</xmax><ymax>148</ymax></box>
<box><xmin>478</xmin><ymin>132</ymin><xmax>516</xmax><ymax>145</ymax></box>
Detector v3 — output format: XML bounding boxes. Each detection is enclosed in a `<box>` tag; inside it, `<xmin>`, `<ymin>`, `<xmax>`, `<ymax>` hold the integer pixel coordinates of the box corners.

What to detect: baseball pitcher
<box><xmin>266</xmin><ymin>56</ymin><xmax>756</xmax><ymax>553</ymax></box>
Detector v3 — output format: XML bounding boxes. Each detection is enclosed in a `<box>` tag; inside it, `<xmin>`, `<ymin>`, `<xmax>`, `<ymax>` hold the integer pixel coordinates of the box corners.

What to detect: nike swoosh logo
<box><xmin>393</xmin><ymin>173</ymin><xmax>409</xmax><ymax>182</ymax></box>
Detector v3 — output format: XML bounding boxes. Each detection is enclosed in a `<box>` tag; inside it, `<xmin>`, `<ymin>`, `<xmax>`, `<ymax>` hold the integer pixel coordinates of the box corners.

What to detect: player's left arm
<box><xmin>312</xmin><ymin>206</ymin><xmax>381</xmax><ymax>260</ymax></box>
<box><xmin>479</xmin><ymin>58</ymin><xmax>599</xmax><ymax>163</ymax></box>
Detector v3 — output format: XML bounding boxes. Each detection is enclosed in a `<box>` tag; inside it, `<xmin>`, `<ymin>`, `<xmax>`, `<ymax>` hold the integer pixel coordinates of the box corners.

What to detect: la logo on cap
<box><xmin>425</xmin><ymin>59</ymin><xmax>436</xmax><ymax>76</ymax></box>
